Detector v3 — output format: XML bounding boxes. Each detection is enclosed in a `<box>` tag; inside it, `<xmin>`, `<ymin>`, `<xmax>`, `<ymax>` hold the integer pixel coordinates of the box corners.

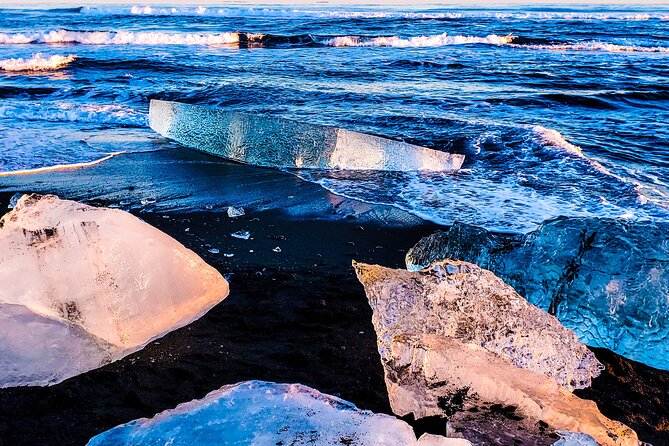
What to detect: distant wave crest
<box><xmin>0</xmin><ymin>30</ymin><xmax>240</xmax><ymax>46</ymax></box>
<box><xmin>515</xmin><ymin>40</ymin><xmax>669</xmax><ymax>53</ymax></box>
<box><xmin>1</xmin><ymin>29</ymin><xmax>667</xmax><ymax>53</ymax></box>
<box><xmin>0</xmin><ymin>53</ymin><xmax>76</xmax><ymax>72</ymax></box>
<box><xmin>78</xmin><ymin>6</ymin><xmax>669</xmax><ymax>21</ymax></box>
<box><xmin>323</xmin><ymin>33</ymin><xmax>513</xmax><ymax>47</ymax></box>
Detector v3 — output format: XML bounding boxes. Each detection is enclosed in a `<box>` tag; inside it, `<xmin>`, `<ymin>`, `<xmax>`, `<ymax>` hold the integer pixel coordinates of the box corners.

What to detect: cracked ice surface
<box><xmin>354</xmin><ymin>260</ymin><xmax>602</xmax><ymax>390</ymax></box>
<box><xmin>86</xmin><ymin>380</ymin><xmax>468</xmax><ymax>446</ymax></box>
<box><xmin>149</xmin><ymin>99</ymin><xmax>464</xmax><ymax>171</ymax></box>
<box><xmin>354</xmin><ymin>261</ymin><xmax>638</xmax><ymax>446</ymax></box>
<box><xmin>406</xmin><ymin>218</ymin><xmax>669</xmax><ymax>370</ymax></box>
<box><xmin>0</xmin><ymin>194</ymin><xmax>229</xmax><ymax>387</ymax></box>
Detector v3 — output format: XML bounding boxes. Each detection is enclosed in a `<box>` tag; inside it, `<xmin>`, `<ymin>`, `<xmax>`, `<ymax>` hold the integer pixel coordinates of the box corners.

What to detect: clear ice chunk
<box><xmin>149</xmin><ymin>99</ymin><xmax>465</xmax><ymax>171</ymax></box>
<box><xmin>231</xmin><ymin>230</ymin><xmax>250</xmax><ymax>240</ymax></box>
<box><xmin>353</xmin><ymin>261</ymin><xmax>638</xmax><ymax>446</ymax></box>
<box><xmin>354</xmin><ymin>260</ymin><xmax>602</xmax><ymax>391</ymax></box>
<box><xmin>226</xmin><ymin>205</ymin><xmax>245</xmax><ymax>217</ymax></box>
<box><xmin>405</xmin><ymin>218</ymin><xmax>669</xmax><ymax>370</ymax></box>
<box><xmin>0</xmin><ymin>194</ymin><xmax>229</xmax><ymax>387</ymax></box>
<box><xmin>86</xmin><ymin>380</ymin><xmax>468</xmax><ymax>446</ymax></box>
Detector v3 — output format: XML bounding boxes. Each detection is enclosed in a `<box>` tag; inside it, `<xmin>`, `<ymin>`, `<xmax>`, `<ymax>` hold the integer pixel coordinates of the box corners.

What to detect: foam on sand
<box><xmin>0</xmin><ymin>53</ymin><xmax>76</xmax><ymax>72</ymax></box>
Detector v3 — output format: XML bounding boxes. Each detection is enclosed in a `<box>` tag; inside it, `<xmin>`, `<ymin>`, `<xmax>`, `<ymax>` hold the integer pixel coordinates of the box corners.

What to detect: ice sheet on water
<box><xmin>406</xmin><ymin>217</ymin><xmax>669</xmax><ymax>370</ymax></box>
<box><xmin>148</xmin><ymin>100</ymin><xmax>464</xmax><ymax>172</ymax></box>
<box><xmin>86</xmin><ymin>380</ymin><xmax>466</xmax><ymax>446</ymax></box>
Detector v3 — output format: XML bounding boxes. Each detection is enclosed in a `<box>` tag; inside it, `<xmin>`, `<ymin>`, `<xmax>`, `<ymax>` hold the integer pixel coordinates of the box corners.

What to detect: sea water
<box><xmin>0</xmin><ymin>3</ymin><xmax>668</xmax><ymax>232</ymax></box>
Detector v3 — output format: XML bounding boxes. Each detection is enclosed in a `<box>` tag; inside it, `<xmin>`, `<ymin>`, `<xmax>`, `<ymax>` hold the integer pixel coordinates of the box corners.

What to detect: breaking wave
<box><xmin>1</xmin><ymin>29</ymin><xmax>667</xmax><ymax>53</ymax></box>
<box><xmin>323</xmin><ymin>33</ymin><xmax>513</xmax><ymax>47</ymax></box>
<box><xmin>0</xmin><ymin>53</ymin><xmax>76</xmax><ymax>72</ymax></box>
<box><xmin>0</xmin><ymin>30</ymin><xmax>240</xmax><ymax>46</ymax></box>
<box><xmin>298</xmin><ymin>121</ymin><xmax>668</xmax><ymax>232</ymax></box>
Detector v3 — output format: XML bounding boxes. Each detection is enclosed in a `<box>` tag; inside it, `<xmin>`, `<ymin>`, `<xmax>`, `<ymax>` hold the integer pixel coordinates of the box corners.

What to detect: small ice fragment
<box><xmin>140</xmin><ymin>198</ymin><xmax>156</xmax><ymax>205</ymax></box>
<box><xmin>227</xmin><ymin>206</ymin><xmax>245</xmax><ymax>218</ymax></box>
<box><xmin>208</xmin><ymin>248</ymin><xmax>220</xmax><ymax>254</ymax></box>
<box><xmin>273</xmin><ymin>247</ymin><xmax>281</xmax><ymax>253</ymax></box>
<box><xmin>223</xmin><ymin>253</ymin><xmax>234</xmax><ymax>258</ymax></box>
<box><xmin>7</xmin><ymin>193</ymin><xmax>22</xmax><ymax>209</ymax></box>
<box><xmin>231</xmin><ymin>230</ymin><xmax>250</xmax><ymax>240</ymax></box>
<box><xmin>185</xmin><ymin>228</ymin><xmax>190</xmax><ymax>232</ymax></box>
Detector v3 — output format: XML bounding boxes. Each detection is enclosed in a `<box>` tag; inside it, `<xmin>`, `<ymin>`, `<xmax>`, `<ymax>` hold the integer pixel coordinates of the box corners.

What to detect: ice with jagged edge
<box><xmin>0</xmin><ymin>194</ymin><xmax>229</xmax><ymax>387</ymax></box>
<box><xmin>86</xmin><ymin>380</ymin><xmax>467</xmax><ymax>446</ymax></box>
<box><xmin>406</xmin><ymin>217</ymin><xmax>669</xmax><ymax>370</ymax></box>
<box><xmin>148</xmin><ymin>99</ymin><xmax>464</xmax><ymax>172</ymax></box>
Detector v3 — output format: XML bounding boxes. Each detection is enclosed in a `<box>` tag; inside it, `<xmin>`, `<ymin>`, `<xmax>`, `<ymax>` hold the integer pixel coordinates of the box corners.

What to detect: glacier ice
<box><xmin>382</xmin><ymin>334</ymin><xmax>637</xmax><ymax>446</ymax></box>
<box><xmin>405</xmin><ymin>218</ymin><xmax>669</xmax><ymax>370</ymax></box>
<box><xmin>149</xmin><ymin>99</ymin><xmax>465</xmax><ymax>171</ymax></box>
<box><xmin>353</xmin><ymin>261</ymin><xmax>638</xmax><ymax>446</ymax></box>
<box><xmin>354</xmin><ymin>260</ymin><xmax>602</xmax><ymax>390</ymax></box>
<box><xmin>86</xmin><ymin>380</ymin><xmax>470</xmax><ymax>446</ymax></box>
<box><xmin>0</xmin><ymin>194</ymin><xmax>229</xmax><ymax>387</ymax></box>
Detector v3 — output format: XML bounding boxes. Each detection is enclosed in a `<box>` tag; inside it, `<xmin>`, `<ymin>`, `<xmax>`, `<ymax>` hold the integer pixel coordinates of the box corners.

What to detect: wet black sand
<box><xmin>0</xmin><ymin>150</ymin><xmax>667</xmax><ymax>445</ymax></box>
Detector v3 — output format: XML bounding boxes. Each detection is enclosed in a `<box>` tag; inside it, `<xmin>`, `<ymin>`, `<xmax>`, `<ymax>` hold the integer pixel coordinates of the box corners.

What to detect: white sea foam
<box><xmin>515</xmin><ymin>41</ymin><xmax>669</xmax><ymax>53</ymax></box>
<box><xmin>0</xmin><ymin>53</ymin><xmax>76</xmax><ymax>72</ymax></box>
<box><xmin>323</xmin><ymin>33</ymin><xmax>513</xmax><ymax>48</ymax></box>
<box><xmin>0</xmin><ymin>30</ymin><xmax>240</xmax><ymax>46</ymax></box>
<box><xmin>0</xmin><ymin>103</ymin><xmax>146</xmax><ymax>127</ymax></box>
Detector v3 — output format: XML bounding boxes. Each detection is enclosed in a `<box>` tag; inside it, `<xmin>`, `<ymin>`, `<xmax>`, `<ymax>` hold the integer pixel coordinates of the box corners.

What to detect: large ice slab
<box><xmin>405</xmin><ymin>218</ymin><xmax>669</xmax><ymax>370</ymax></box>
<box><xmin>0</xmin><ymin>194</ymin><xmax>229</xmax><ymax>387</ymax></box>
<box><xmin>87</xmin><ymin>380</ymin><xmax>469</xmax><ymax>446</ymax></box>
<box><xmin>354</xmin><ymin>261</ymin><xmax>638</xmax><ymax>446</ymax></box>
<box><xmin>149</xmin><ymin>99</ymin><xmax>464</xmax><ymax>171</ymax></box>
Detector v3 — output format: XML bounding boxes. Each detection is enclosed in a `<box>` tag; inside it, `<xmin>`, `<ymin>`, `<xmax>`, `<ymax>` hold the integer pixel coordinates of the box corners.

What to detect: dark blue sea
<box><xmin>1</xmin><ymin>3</ymin><xmax>668</xmax><ymax>232</ymax></box>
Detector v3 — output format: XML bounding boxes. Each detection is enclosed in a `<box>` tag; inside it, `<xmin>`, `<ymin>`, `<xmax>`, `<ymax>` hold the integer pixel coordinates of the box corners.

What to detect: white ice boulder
<box><xmin>0</xmin><ymin>194</ymin><xmax>229</xmax><ymax>387</ymax></box>
<box><xmin>86</xmin><ymin>380</ymin><xmax>471</xmax><ymax>446</ymax></box>
<box><xmin>354</xmin><ymin>260</ymin><xmax>639</xmax><ymax>446</ymax></box>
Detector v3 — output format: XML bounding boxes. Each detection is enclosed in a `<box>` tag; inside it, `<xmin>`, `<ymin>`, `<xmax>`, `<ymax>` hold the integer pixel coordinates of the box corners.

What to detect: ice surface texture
<box><xmin>405</xmin><ymin>218</ymin><xmax>669</xmax><ymax>370</ymax></box>
<box><xmin>354</xmin><ymin>261</ymin><xmax>638</xmax><ymax>446</ymax></box>
<box><xmin>0</xmin><ymin>194</ymin><xmax>229</xmax><ymax>387</ymax></box>
<box><xmin>354</xmin><ymin>260</ymin><xmax>601</xmax><ymax>390</ymax></box>
<box><xmin>149</xmin><ymin>99</ymin><xmax>464</xmax><ymax>171</ymax></box>
<box><xmin>87</xmin><ymin>380</ymin><xmax>469</xmax><ymax>446</ymax></box>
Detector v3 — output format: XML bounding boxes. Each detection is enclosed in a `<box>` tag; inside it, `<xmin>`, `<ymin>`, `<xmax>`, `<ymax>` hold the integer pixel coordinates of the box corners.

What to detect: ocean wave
<box><xmin>0</xmin><ymin>53</ymin><xmax>76</xmax><ymax>72</ymax></box>
<box><xmin>514</xmin><ymin>40</ymin><xmax>669</xmax><ymax>53</ymax></box>
<box><xmin>323</xmin><ymin>33</ymin><xmax>513</xmax><ymax>47</ymax></box>
<box><xmin>78</xmin><ymin>6</ymin><xmax>669</xmax><ymax>21</ymax></box>
<box><xmin>2</xmin><ymin>29</ymin><xmax>667</xmax><ymax>54</ymax></box>
<box><xmin>298</xmin><ymin>119</ymin><xmax>668</xmax><ymax>232</ymax></box>
<box><xmin>0</xmin><ymin>103</ymin><xmax>146</xmax><ymax>127</ymax></box>
<box><xmin>0</xmin><ymin>30</ymin><xmax>240</xmax><ymax>46</ymax></box>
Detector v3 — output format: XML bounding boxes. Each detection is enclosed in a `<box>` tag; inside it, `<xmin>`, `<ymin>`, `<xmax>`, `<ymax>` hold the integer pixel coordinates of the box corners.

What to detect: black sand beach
<box><xmin>0</xmin><ymin>150</ymin><xmax>667</xmax><ymax>445</ymax></box>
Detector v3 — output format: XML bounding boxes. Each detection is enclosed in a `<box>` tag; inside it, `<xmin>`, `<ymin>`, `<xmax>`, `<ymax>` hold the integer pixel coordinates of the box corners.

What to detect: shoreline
<box><xmin>0</xmin><ymin>154</ymin><xmax>667</xmax><ymax>445</ymax></box>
